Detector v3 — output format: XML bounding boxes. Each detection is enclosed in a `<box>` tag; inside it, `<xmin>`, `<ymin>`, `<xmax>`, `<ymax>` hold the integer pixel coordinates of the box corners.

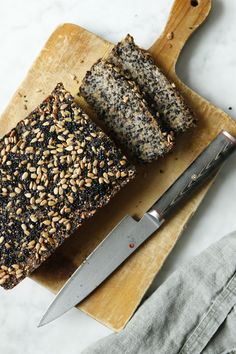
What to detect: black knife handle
<box><xmin>148</xmin><ymin>130</ymin><xmax>236</xmax><ymax>221</ymax></box>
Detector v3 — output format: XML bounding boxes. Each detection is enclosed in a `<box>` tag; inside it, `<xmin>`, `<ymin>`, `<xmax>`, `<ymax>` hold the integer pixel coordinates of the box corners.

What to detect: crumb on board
<box><xmin>70</xmin><ymin>74</ymin><xmax>80</xmax><ymax>85</ymax></box>
<box><xmin>167</xmin><ymin>32</ymin><xmax>174</xmax><ymax>40</ymax></box>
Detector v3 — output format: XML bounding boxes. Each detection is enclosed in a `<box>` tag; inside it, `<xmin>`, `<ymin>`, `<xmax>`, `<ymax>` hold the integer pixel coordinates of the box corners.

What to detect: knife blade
<box><xmin>39</xmin><ymin>130</ymin><xmax>236</xmax><ymax>327</ymax></box>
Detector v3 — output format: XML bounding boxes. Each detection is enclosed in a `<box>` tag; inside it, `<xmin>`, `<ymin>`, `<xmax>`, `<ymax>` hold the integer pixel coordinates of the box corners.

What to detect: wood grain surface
<box><xmin>1</xmin><ymin>0</ymin><xmax>236</xmax><ymax>331</ymax></box>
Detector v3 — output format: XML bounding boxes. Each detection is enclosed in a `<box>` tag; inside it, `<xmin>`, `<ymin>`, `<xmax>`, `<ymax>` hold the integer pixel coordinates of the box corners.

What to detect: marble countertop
<box><xmin>0</xmin><ymin>1</ymin><xmax>236</xmax><ymax>353</ymax></box>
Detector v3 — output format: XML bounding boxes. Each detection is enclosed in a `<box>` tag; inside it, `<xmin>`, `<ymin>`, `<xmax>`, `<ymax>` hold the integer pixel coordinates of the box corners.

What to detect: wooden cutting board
<box><xmin>1</xmin><ymin>0</ymin><xmax>236</xmax><ymax>331</ymax></box>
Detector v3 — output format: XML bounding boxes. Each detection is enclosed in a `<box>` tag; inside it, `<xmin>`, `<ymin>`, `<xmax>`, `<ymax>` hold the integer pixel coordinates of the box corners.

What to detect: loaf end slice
<box><xmin>107</xmin><ymin>34</ymin><xmax>196</xmax><ymax>133</ymax></box>
<box><xmin>0</xmin><ymin>83</ymin><xmax>135</xmax><ymax>289</ymax></box>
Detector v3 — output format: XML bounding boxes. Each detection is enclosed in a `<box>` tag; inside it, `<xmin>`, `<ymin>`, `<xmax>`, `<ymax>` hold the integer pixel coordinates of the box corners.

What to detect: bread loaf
<box><xmin>0</xmin><ymin>83</ymin><xmax>135</xmax><ymax>289</ymax></box>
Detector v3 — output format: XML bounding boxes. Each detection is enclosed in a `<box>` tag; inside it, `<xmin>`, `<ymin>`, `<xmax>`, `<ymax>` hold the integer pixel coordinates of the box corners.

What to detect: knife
<box><xmin>39</xmin><ymin>130</ymin><xmax>236</xmax><ymax>327</ymax></box>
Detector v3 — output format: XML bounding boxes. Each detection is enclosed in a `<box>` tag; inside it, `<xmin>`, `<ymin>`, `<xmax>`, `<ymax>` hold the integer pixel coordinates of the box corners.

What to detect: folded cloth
<box><xmin>83</xmin><ymin>231</ymin><xmax>236</xmax><ymax>354</ymax></box>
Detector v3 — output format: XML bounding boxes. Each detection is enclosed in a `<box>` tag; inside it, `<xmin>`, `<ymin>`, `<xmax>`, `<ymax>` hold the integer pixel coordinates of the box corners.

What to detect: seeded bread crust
<box><xmin>107</xmin><ymin>34</ymin><xmax>196</xmax><ymax>132</ymax></box>
<box><xmin>80</xmin><ymin>60</ymin><xmax>174</xmax><ymax>162</ymax></box>
<box><xmin>0</xmin><ymin>83</ymin><xmax>135</xmax><ymax>289</ymax></box>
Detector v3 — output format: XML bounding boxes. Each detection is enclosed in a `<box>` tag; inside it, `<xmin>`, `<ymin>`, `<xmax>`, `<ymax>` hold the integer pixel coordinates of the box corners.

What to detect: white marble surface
<box><xmin>0</xmin><ymin>1</ymin><xmax>236</xmax><ymax>353</ymax></box>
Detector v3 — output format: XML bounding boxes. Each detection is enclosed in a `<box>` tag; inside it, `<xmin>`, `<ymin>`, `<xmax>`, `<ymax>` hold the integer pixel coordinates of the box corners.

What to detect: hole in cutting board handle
<box><xmin>191</xmin><ymin>0</ymin><xmax>199</xmax><ymax>6</ymax></box>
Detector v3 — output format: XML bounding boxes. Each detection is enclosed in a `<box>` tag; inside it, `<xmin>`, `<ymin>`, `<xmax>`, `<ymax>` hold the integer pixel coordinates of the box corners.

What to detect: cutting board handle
<box><xmin>149</xmin><ymin>0</ymin><xmax>212</xmax><ymax>73</ymax></box>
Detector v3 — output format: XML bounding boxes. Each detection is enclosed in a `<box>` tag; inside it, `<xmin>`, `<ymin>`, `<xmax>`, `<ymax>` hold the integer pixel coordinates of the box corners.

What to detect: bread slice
<box><xmin>80</xmin><ymin>60</ymin><xmax>174</xmax><ymax>162</ymax></box>
<box><xmin>107</xmin><ymin>34</ymin><xmax>196</xmax><ymax>132</ymax></box>
<box><xmin>0</xmin><ymin>83</ymin><xmax>135</xmax><ymax>289</ymax></box>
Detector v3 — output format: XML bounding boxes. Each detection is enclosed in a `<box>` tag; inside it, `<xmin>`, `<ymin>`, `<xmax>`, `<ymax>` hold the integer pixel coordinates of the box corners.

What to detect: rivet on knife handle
<box><xmin>148</xmin><ymin>131</ymin><xmax>236</xmax><ymax>221</ymax></box>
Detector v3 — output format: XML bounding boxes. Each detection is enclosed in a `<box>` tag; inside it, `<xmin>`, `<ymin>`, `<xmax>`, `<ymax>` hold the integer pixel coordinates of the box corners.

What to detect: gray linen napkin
<box><xmin>83</xmin><ymin>231</ymin><xmax>236</xmax><ymax>354</ymax></box>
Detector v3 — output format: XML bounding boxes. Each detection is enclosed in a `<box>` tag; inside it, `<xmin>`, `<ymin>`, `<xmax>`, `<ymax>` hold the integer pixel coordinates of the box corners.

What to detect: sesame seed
<box><xmin>79</xmin><ymin>180</ymin><xmax>84</xmax><ymax>187</ymax></box>
<box><xmin>12</xmin><ymin>264</ymin><xmax>19</xmax><ymax>270</ymax></box>
<box><xmin>68</xmin><ymin>196</ymin><xmax>74</xmax><ymax>204</ymax></box>
<box><xmin>120</xmin><ymin>160</ymin><xmax>127</xmax><ymax>166</ymax></box>
<box><xmin>11</xmin><ymin>145</ymin><xmax>18</xmax><ymax>153</ymax></box>
<box><xmin>15</xmin><ymin>187</ymin><xmax>22</xmax><ymax>194</ymax></box>
<box><xmin>85</xmin><ymin>178</ymin><xmax>92</xmax><ymax>183</ymax></box>
<box><xmin>65</xmin><ymin>145</ymin><xmax>73</xmax><ymax>151</ymax></box>
<box><xmin>16</xmin><ymin>208</ymin><xmax>22</xmax><ymax>215</ymax></box>
<box><xmin>87</xmin><ymin>173</ymin><xmax>95</xmax><ymax>178</ymax></box>
<box><xmin>40</xmin><ymin>245</ymin><xmax>48</xmax><ymax>252</ymax></box>
<box><xmin>21</xmin><ymin>224</ymin><xmax>27</xmax><ymax>232</ymax></box>
<box><xmin>16</xmin><ymin>272</ymin><xmax>24</xmax><ymax>279</ymax></box>
<box><xmin>28</xmin><ymin>240</ymin><xmax>36</xmax><ymax>249</ymax></box>
<box><xmin>61</xmin><ymin>103</ymin><xmax>68</xmax><ymax>110</ymax></box>
<box><xmin>49</xmin><ymin>228</ymin><xmax>56</xmax><ymax>234</ymax></box>
<box><xmin>30</xmin><ymin>215</ymin><xmax>38</xmax><ymax>223</ymax></box>
<box><xmin>58</xmin><ymin>186</ymin><xmax>63</xmax><ymax>195</ymax></box>
<box><xmin>1</xmin><ymin>266</ymin><xmax>8</xmax><ymax>271</ymax></box>
<box><xmin>72</xmin><ymin>186</ymin><xmax>77</xmax><ymax>193</ymax></box>
<box><xmin>66</xmin><ymin>223</ymin><xmax>71</xmax><ymax>231</ymax></box>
